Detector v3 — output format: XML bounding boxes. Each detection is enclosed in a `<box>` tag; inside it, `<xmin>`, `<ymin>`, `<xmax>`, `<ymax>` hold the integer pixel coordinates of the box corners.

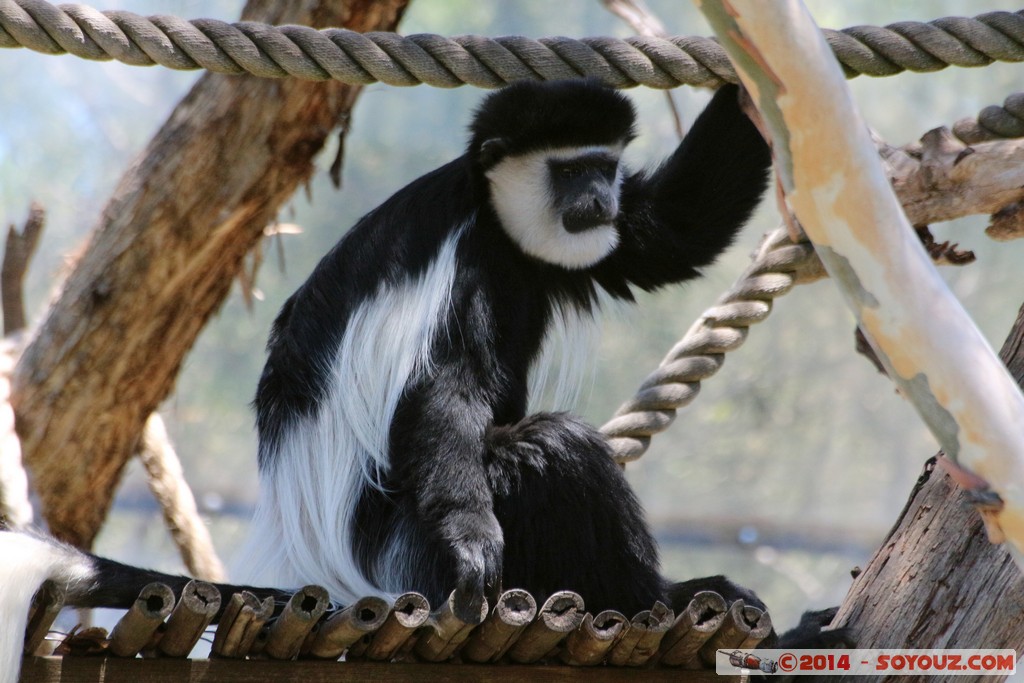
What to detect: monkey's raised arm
<box><xmin>596</xmin><ymin>84</ymin><xmax>772</xmax><ymax>295</ymax></box>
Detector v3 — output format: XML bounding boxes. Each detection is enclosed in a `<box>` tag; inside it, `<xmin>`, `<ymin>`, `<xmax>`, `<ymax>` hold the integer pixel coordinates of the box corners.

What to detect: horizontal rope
<box><xmin>1</xmin><ymin>0</ymin><xmax>1023</xmax><ymax>89</ymax></box>
<box><xmin>955</xmin><ymin>92</ymin><xmax>1024</xmax><ymax>142</ymax></box>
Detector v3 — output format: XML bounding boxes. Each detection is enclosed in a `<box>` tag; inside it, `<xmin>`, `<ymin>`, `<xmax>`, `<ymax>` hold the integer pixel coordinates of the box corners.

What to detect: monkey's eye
<box><xmin>555</xmin><ymin>163</ymin><xmax>580</xmax><ymax>178</ymax></box>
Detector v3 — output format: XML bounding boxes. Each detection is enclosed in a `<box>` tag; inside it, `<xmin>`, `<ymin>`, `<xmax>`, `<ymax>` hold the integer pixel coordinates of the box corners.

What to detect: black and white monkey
<box><xmin>0</xmin><ymin>79</ymin><xmax>822</xmax><ymax>678</ymax></box>
<box><xmin>237</xmin><ymin>78</ymin><xmax>772</xmax><ymax>620</ymax></box>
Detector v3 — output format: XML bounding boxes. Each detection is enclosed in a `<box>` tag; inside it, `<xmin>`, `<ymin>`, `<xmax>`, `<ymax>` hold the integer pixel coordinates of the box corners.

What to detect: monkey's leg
<box><xmin>484</xmin><ymin>412</ymin><xmax>664</xmax><ymax>615</ymax></box>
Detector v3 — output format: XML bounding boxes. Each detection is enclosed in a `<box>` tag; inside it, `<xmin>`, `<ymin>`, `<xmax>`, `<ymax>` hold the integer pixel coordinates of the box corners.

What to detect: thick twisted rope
<box><xmin>601</xmin><ymin>229</ymin><xmax>824</xmax><ymax>463</ymax></box>
<box><xmin>1</xmin><ymin>0</ymin><xmax>1024</xmax><ymax>89</ymax></box>
<box><xmin>955</xmin><ymin>92</ymin><xmax>1024</xmax><ymax>142</ymax></box>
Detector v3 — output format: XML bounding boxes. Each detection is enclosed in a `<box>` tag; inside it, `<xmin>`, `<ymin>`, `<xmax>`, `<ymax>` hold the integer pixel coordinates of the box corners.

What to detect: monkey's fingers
<box><xmin>452</xmin><ymin>537</ymin><xmax>503</xmax><ymax>624</ymax></box>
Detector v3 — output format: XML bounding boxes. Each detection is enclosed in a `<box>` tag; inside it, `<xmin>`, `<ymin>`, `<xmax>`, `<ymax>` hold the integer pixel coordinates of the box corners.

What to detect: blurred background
<box><xmin>1</xmin><ymin>0</ymin><xmax>1022</xmax><ymax>630</ymax></box>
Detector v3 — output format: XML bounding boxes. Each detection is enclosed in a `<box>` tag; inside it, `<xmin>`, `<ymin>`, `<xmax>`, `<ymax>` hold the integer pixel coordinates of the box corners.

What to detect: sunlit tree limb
<box><xmin>696</xmin><ymin>0</ymin><xmax>1024</xmax><ymax>566</ymax></box>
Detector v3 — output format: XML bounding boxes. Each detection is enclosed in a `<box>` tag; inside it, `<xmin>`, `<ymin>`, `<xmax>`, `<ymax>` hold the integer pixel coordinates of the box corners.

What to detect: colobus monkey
<box><xmin>0</xmin><ymin>80</ymin><xmax>788</xmax><ymax>679</ymax></box>
<box><xmin>236</xmin><ymin>79</ymin><xmax>773</xmax><ymax>621</ymax></box>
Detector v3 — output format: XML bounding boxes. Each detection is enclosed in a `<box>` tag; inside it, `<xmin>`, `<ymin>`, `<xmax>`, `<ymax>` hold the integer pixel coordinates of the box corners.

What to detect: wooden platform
<box><xmin>20</xmin><ymin>580</ymin><xmax>768</xmax><ymax>680</ymax></box>
<box><xmin>20</xmin><ymin>657</ymin><xmax>741</xmax><ymax>682</ymax></box>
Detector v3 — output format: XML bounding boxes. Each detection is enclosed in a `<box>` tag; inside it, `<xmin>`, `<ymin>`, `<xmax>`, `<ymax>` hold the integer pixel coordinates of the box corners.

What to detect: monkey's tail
<box><xmin>0</xmin><ymin>533</ymin><xmax>101</xmax><ymax>683</ymax></box>
<box><xmin>0</xmin><ymin>530</ymin><xmax>293</xmax><ymax>683</ymax></box>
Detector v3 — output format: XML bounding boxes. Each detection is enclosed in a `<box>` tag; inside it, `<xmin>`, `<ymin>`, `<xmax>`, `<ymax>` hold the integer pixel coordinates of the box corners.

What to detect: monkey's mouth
<box><xmin>562</xmin><ymin>205</ymin><xmax>617</xmax><ymax>233</ymax></box>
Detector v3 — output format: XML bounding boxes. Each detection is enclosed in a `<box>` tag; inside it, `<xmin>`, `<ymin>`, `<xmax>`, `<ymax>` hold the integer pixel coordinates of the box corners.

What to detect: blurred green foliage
<box><xmin>1</xmin><ymin>0</ymin><xmax>1023</xmax><ymax>628</ymax></box>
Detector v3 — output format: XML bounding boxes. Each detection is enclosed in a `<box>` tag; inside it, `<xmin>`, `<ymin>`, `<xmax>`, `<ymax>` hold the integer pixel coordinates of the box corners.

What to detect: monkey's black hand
<box><xmin>776</xmin><ymin>607</ymin><xmax>854</xmax><ymax>649</ymax></box>
<box><xmin>666</xmin><ymin>575</ymin><xmax>768</xmax><ymax>612</ymax></box>
<box><xmin>448</xmin><ymin>510</ymin><xmax>503</xmax><ymax>624</ymax></box>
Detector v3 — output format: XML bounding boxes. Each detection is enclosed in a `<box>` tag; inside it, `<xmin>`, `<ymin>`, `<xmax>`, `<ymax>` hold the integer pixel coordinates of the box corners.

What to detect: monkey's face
<box><xmin>485</xmin><ymin>145</ymin><xmax>624</xmax><ymax>270</ymax></box>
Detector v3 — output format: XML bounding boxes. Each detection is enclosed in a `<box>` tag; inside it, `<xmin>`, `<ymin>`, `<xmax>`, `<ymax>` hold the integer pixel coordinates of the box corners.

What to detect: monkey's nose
<box><xmin>563</xmin><ymin>196</ymin><xmax>616</xmax><ymax>233</ymax></box>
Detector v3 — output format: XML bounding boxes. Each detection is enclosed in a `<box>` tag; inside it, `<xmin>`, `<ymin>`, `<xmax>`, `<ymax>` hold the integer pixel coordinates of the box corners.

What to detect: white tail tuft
<box><xmin>0</xmin><ymin>532</ymin><xmax>96</xmax><ymax>683</ymax></box>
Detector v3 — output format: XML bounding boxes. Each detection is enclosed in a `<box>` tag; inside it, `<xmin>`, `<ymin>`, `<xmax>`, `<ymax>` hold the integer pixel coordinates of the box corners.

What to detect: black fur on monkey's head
<box><xmin>469</xmin><ymin>78</ymin><xmax>637</xmax><ymax>170</ymax></box>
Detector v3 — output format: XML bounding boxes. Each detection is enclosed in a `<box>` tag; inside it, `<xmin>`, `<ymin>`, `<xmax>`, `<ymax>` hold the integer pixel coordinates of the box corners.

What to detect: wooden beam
<box><xmin>20</xmin><ymin>656</ymin><xmax>738</xmax><ymax>682</ymax></box>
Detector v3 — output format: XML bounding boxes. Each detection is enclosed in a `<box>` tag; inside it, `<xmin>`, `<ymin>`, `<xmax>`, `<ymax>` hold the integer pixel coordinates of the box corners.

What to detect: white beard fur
<box><xmin>528</xmin><ymin>301</ymin><xmax>602</xmax><ymax>413</ymax></box>
<box><xmin>486</xmin><ymin>146</ymin><xmax>624</xmax><ymax>270</ymax></box>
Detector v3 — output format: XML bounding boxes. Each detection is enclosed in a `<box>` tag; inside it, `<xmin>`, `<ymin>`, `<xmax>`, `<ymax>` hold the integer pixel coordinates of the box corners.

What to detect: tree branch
<box><xmin>2</xmin><ymin>202</ymin><xmax>44</xmax><ymax>336</ymax></box>
<box><xmin>139</xmin><ymin>413</ymin><xmax>225</xmax><ymax>581</ymax></box>
<box><xmin>879</xmin><ymin>127</ymin><xmax>1024</xmax><ymax>231</ymax></box>
<box><xmin>831</xmin><ymin>302</ymin><xmax>1024</xmax><ymax>657</ymax></box>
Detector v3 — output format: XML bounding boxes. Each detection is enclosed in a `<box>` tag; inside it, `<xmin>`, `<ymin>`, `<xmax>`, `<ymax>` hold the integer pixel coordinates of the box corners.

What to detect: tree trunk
<box><xmin>12</xmin><ymin>0</ymin><xmax>410</xmax><ymax>548</ymax></box>
<box><xmin>831</xmin><ymin>303</ymin><xmax>1024</xmax><ymax>680</ymax></box>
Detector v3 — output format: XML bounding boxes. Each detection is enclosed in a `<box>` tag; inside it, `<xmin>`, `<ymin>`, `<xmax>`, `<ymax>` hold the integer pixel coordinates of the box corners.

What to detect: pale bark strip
<box><xmin>695</xmin><ymin>0</ymin><xmax>1024</xmax><ymax>565</ymax></box>
<box><xmin>11</xmin><ymin>0</ymin><xmax>411</xmax><ymax>549</ymax></box>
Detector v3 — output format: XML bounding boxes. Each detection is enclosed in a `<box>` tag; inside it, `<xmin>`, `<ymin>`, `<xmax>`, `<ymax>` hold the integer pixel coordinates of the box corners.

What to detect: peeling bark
<box><xmin>879</xmin><ymin>128</ymin><xmax>1024</xmax><ymax>233</ymax></box>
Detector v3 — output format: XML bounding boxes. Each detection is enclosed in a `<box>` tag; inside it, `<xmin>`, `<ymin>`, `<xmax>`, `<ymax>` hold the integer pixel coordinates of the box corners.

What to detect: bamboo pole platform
<box><xmin>19</xmin><ymin>657</ymin><xmax>740</xmax><ymax>682</ymax></box>
<box><xmin>20</xmin><ymin>582</ymin><xmax>764</xmax><ymax>681</ymax></box>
